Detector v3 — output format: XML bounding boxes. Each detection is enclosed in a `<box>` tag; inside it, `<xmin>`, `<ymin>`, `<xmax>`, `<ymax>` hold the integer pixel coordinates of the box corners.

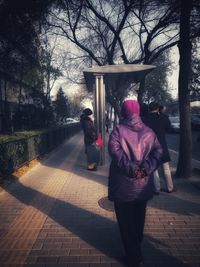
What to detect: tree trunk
<box><xmin>17</xmin><ymin>61</ymin><xmax>24</xmax><ymax>130</ymax></box>
<box><xmin>18</xmin><ymin>60</ymin><xmax>24</xmax><ymax>108</ymax></box>
<box><xmin>46</xmin><ymin>69</ymin><xmax>51</xmax><ymax>100</ymax></box>
<box><xmin>0</xmin><ymin>79</ymin><xmax>2</xmax><ymax>133</ymax></box>
<box><xmin>176</xmin><ymin>0</ymin><xmax>192</xmax><ymax>178</ymax></box>
<box><xmin>2</xmin><ymin>80</ymin><xmax>11</xmax><ymax>133</ymax></box>
<box><xmin>137</xmin><ymin>79</ymin><xmax>146</xmax><ymax>104</ymax></box>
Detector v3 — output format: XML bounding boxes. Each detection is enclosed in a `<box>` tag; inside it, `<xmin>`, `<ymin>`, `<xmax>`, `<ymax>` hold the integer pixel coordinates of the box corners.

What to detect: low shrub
<box><xmin>0</xmin><ymin>123</ymin><xmax>80</xmax><ymax>177</ymax></box>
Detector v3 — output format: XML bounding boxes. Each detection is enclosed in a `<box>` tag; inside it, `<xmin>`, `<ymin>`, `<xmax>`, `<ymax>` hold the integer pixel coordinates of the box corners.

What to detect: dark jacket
<box><xmin>80</xmin><ymin>114</ymin><xmax>97</xmax><ymax>146</ymax></box>
<box><xmin>142</xmin><ymin>112</ymin><xmax>171</xmax><ymax>163</ymax></box>
<box><xmin>108</xmin><ymin>114</ymin><xmax>163</xmax><ymax>202</ymax></box>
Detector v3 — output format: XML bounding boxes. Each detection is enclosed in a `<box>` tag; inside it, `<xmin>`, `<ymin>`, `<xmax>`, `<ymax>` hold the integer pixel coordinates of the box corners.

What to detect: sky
<box><xmin>167</xmin><ymin>46</ymin><xmax>179</xmax><ymax>100</ymax></box>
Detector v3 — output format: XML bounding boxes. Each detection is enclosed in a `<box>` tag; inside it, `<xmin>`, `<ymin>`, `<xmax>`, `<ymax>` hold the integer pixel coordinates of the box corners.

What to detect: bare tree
<box><xmin>49</xmin><ymin>1</ymin><xmax>181</xmax><ymax>105</ymax></box>
<box><xmin>40</xmin><ymin>32</ymin><xmax>64</xmax><ymax>100</ymax></box>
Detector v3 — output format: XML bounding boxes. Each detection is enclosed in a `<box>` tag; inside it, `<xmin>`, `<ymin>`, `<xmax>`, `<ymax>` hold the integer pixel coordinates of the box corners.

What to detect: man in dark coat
<box><xmin>142</xmin><ymin>102</ymin><xmax>176</xmax><ymax>194</ymax></box>
<box><xmin>80</xmin><ymin>108</ymin><xmax>98</xmax><ymax>171</ymax></box>
<box><xmin>108</xmin><ymin>99</ymin><xmax>162</xmax><ymax>267</ymax></box>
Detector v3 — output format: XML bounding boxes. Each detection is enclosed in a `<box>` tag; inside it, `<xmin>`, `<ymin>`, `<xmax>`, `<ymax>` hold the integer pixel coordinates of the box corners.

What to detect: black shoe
<box><xmin>154</xmin><ymin>191</ymin><xmax>160</xmax><ymax>195</ymax></box>
<box><xmin>120</xmin><ymin>256</ymin><xmax>143</xmax><ymax>267</ymax></box>
<box><xmin>87</xmin><ymin>166</ymin><xmax>97</xmax><ymax>171</ymax></box>
<box><xmin>127</xmin><ymin>261</ymin><xmax>143</xmax><ymax>267</ymax></box>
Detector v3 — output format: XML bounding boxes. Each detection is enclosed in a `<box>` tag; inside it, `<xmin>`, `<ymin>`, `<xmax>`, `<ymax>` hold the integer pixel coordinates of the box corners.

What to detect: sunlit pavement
<box><xmin>0</xmin><ymin>132</ymin><xmax>199</xmax><ymax>267</ymax></box>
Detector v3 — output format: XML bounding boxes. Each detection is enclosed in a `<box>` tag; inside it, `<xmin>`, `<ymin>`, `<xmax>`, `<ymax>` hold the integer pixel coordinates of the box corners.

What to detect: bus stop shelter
<box><xmin>83</xmin><ymin>64</ymin><xmax>156</xmax><ymax>165</ymax></box>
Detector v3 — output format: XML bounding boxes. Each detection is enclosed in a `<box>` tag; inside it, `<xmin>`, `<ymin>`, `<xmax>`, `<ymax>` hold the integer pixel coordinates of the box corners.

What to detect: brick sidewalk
<box><xmin>0</xmin><ymin>133</ymin><xmax>199</xmax><ymax>267</ymax></box>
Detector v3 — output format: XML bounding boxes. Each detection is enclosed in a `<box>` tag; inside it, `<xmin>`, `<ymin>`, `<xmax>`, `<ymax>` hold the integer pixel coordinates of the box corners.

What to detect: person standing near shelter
<box><xmin>105</xmin><ymin>115</ymin><xmax>110</xmax><ymax>133</ymax></box>
<box><xmin>80</xmin><ymin>108</ymin><xmax>98</xmax><ymax>171</ymax></box>
<box><xmin>142</xmin><ymin>102</ymin><xmax>176</xmax><ymax>194</ymax></box>
<box><xmin>140</xmin><ymin>103</ymin><xmax>149</xmax><ymax>120</ymax></box>
<box><xmin>108</xmin><ymin>99</ymin><xmax>163</xmax><ymax>267</ymax></box>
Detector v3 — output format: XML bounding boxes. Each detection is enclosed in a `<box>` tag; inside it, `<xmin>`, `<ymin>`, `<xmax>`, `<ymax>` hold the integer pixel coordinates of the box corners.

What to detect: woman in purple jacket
<box><xmin>108</xmin><ymin>99</ymin><xmax>163</xmax><ymax>267</ymax></box>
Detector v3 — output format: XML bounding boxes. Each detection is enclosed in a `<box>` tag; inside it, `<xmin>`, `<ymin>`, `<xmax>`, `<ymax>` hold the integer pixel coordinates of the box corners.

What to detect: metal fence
<box><xmin>0</xmin><ymin>123</ymin><xmax>80</xmax><ymax>177</ymax></box>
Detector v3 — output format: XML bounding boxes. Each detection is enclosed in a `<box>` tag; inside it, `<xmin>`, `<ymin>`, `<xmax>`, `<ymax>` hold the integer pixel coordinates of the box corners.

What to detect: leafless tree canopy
<box><xmin>45</xmin><ymin>0</ymin><xmax>198</xmax><ymax>108</ymax></box>
<box><xmin>50</xmin><ymin>0</ymin><xmax>181</xmax><ymax>65</ymax></box>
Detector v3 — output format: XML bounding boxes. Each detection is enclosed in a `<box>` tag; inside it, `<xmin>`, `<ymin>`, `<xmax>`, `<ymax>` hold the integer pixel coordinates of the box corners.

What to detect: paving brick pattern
<box><xmin>0</xmin><ymin>133</ymin><xmax>199</xmax><ymax>267</ymax></box>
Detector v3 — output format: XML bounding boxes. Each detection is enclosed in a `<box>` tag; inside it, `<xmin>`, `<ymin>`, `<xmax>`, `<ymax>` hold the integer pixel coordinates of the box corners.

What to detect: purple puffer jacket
<box><xmin>108</xmin><ymin>114</ymin><xmax>163</xmax><ymax>202</ymax></box>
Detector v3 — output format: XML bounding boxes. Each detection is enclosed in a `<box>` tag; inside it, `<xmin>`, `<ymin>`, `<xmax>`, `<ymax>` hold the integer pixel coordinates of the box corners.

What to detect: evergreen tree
<box><xmin>54</xmin><ymin>87</ymin><xmax>69</xmax><ymax>122</ymax></box>
<box><xmin>143</xmin><ymin>52</ymin><xmax>173</xmax><ymax>105</ymax></box>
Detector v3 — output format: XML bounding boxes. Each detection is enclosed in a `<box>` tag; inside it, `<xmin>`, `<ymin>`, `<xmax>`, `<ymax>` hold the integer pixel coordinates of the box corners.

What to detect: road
<box><xmin>166</xmin><ymin>131</ymin><xmax>200</xmax><ymax>161</ymax></box>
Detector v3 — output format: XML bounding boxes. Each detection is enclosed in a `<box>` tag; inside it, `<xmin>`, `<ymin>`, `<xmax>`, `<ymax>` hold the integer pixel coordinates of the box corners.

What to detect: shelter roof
<box><xmin>83</xmin><ymin>64</ymin><xmax>156</xmax><ymax>91</ymax></box>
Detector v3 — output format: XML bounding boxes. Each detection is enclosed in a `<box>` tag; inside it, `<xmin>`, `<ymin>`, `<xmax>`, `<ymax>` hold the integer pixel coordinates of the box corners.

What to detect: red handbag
<box><xmin>96</xmin><ymin>135</ymin><xmax>103</xmax><ymax>148</ymax></box>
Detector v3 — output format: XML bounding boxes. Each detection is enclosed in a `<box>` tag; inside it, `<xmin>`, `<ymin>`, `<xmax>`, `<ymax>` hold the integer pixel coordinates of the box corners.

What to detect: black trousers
<box><xmin>114</xmin><ymin>200</ymin><xmax>147</xmax><ymax>264</ymax></box>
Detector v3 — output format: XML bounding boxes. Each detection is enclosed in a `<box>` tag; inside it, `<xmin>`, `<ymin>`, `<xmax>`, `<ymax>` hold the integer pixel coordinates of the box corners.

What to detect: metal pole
<box><xmin>99</xmin><ymin>75</ymin><xmax>105</xmax><ymax>165</ymax></box>
<box><xmin>94</xmin><ymin>74</ymin><xmax>105</xmax><ymax>165</ymax></box>
<box><xmin>95</xmin><ymin>75</ymin><xmax>99</xmax><ymax>134</ymax></box>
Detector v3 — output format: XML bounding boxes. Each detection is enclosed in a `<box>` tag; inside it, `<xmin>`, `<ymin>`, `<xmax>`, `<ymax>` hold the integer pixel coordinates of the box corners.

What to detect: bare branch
<box><xmin>150</xmin><ymin>40</ymin><xmax>179</xmax><ymax>64</ymax></box>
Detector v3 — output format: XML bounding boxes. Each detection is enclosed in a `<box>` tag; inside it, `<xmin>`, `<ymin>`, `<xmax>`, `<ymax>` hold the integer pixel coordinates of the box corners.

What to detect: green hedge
<box><xmin>0</xmin><ymin>123</ymin><xmax>80</xmax><ymax>177</ymax></box>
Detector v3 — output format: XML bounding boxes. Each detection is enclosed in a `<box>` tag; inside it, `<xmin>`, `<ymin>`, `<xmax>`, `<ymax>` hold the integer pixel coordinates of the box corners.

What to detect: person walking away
<box><xmin>142</xmin><ymin>102</ymin><xmax>176</xmax><ymax>194</ymax></box>
<box><xmin>140</xmin><ymin>103</ymin><xmax>149</xmax><ymax>121</ymax></box>
<box><xmin>108</xmin><ymin>99</ymin><xmax>163</xmax><ymax>267</ymax></box>
<box><xmin>159</xmin><ymin>105</ymin><xmax>165</xmax><ymax>114</ymax></box>
<box><xmin>80</xmin><ymin>108</ymin><xmax>98</xmax><ymax>171</ymax></box>
<box><xmin>105</xmin><ymin>115</ymin><xmax>110</xmax><ymax>133</ymax></box>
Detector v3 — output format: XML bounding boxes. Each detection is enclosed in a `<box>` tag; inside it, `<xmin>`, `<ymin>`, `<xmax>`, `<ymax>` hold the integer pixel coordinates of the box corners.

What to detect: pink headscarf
<box><xmin>121</xmin><ymin>99</ymin><xmax>140</xmax><ymax>118</ymax></box>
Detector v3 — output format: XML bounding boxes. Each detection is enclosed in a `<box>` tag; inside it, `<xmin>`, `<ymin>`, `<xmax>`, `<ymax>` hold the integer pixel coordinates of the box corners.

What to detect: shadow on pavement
<box><xmin>148</xmin><ymin>191</ymin><xmax>200</xmax><ymax>216</ymax></box>
<box><xmin>1</xmin><ymin>134</ymin><xmax>196</xmax><ymax>265</ymax></box>
<box><xmin>2</xmin><ymin>178</ymin><xmax>190</xmax><ymax>267</ymax></box>
<box><xmin>39</xmin><ymin>135</ymin><xmax>200</xmax><ymax>217</ymax></box>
